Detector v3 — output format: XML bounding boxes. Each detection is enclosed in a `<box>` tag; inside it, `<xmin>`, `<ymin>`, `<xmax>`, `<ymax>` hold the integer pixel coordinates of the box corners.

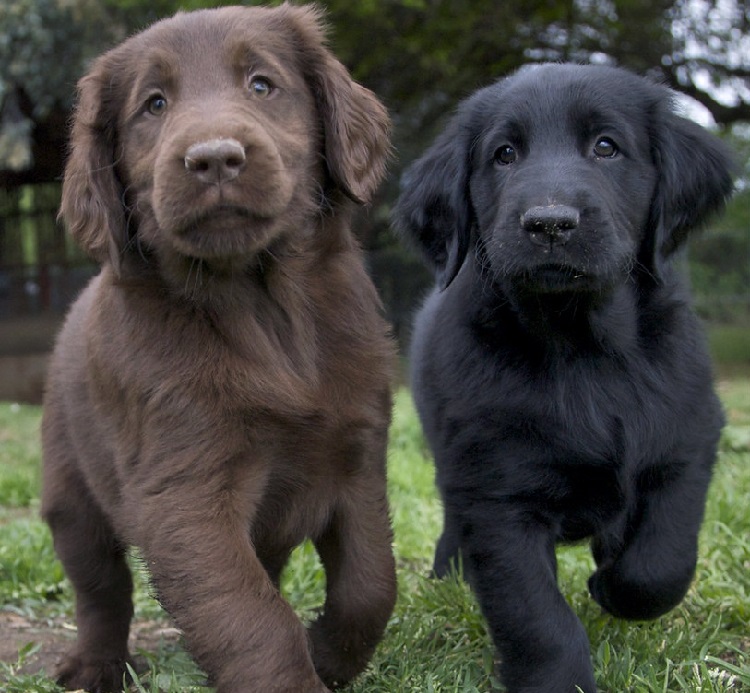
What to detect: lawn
<box><xmin>1</xmin><ymin>382</ymin><xmax>749</xmax><ymax>692</ymax></box>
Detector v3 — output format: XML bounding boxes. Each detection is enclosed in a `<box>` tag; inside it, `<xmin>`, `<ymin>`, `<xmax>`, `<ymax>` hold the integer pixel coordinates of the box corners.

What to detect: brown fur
<box><xmin>41</xmin><ymin>5</ymin><xmax>396</xmax><ymax>692</ymax></box>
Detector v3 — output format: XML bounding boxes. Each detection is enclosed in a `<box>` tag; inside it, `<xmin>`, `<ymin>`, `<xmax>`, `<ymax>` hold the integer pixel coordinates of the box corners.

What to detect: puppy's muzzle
<box><xmin>185</xmin><ymin>138</ymin><xmax>247</xmax><ymax>185</ymax></box>
<box><xmin>521</xmin><ymin>205</ymin><xmax>580</xmax><ymax>247</ymax></box>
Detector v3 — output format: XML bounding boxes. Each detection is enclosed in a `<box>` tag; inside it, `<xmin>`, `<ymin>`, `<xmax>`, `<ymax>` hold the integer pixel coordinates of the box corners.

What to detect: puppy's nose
<box><xmin>184</xmin><ymin>138</ymin><xmax>246</xmax><ymax>184</ymax></box>
<box><xmin>521</xmin><ymin>205</ymin><xmax>579</xmax><ymax>246</ymax></box>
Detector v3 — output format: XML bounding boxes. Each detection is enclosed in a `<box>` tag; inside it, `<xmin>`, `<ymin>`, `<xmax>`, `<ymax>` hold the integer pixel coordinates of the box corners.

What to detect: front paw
<box><xmin>589</xmin><ymin>561</ymin><xmax>691</xmax><ymax>620</ymax></box>
<box><xmin>309</xmin><ymin>620</ymin><xmax>376</xmax><ymax>690</ymax></box>
<box><xmin>56</xmin><ymin>651</ymin><xmax>134</xmax><ymax>693</ymax></box>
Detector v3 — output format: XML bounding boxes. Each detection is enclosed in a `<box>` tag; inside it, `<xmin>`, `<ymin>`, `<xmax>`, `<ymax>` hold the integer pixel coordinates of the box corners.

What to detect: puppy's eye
<box><xmin>593</xmin><ymin>137</ymin><xmax>618</xmax><ymax>158</ymax></box>
<box><xmin>494</xmin><ymin>145</ymin><xmax>517</xmax><ymax>166</ymax></box>
<box><xmin>248</xmin><ymin>76</ymin><xmax>273</xmax><ymax>99</ymax></box>
<box><xmin>146</xmin><ymin>95</ymin><xmax>167</xmax><ymax>116</ymax></box>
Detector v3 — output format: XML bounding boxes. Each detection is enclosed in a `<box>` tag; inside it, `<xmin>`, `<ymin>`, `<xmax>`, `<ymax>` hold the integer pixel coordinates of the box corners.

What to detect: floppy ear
<box><xmin>647</xmin><ymin>108</ymin><xmax>735</xmax><ymax>272</ymax></box>
<box><xmin>392</xmin><ymin>108</ymin><xmax>474</xmax><ymax>290</ymax></box>
<box><xmin>282</xmin><ymin>4</ymin><xmax>390</xmax><ymax>205</ymax></box>
<box><xmin>314</xmin><ymin>59</ymin><xmax>391</xmax><ymax>205</ymax></box>
<box><xmin>58</xmin><ymin>54</ymin><xmax>127</xmax><ymax>273</ymax></box>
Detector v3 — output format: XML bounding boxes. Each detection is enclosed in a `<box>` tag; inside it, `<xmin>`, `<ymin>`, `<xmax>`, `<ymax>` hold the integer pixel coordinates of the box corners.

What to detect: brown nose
<box><xmin>184</xmin><ymin>138</ymin><xmax>246</xmax><ymax>184</ymax></box>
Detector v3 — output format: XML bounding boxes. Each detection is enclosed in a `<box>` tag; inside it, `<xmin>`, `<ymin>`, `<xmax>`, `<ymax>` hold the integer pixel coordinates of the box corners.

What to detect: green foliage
<box><xmin>709</xmin><ymin>326</ymin><xmax>750</xmax><ymax>372</ymax></box>
<box><xmin>690</xmin><ymin>183</ymin><xmax>750</xmax><ymax>325</ymax></box>
<box><xmin>720</xmin><ymin>379</ymin><xmax>750</xmax><ymax>426</ymax></box>
<box><xmin>0</xmin><ymin>403</ymin><xmax>42</xmax><ymax>508</ymax></box>
<box><xmin>126</xmin><ymin>657</ymin><xmax>211</xmax><ymax>693</ymax></box>
<box><xmin>0</xmin><ymin>0</ymin><xmax>120</xmax><ymax>170</ymax></box>
<box><xmin>1</xmin><ymin>0</ymin><xmax>96</xmax><ymax>116</ymax></box>
<box><xmin>0</xmin><ymin>518</ymin><xmax>65</xmax><ymax>606</ymax></box>
<box><xmin>0</xmin><ymin>643</ymin><xmax>61</xmax><ymax>693</ymax></box>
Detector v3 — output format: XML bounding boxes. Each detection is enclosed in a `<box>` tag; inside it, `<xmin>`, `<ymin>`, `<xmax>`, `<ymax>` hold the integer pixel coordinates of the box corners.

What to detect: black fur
<box><xmin>394</xmin><ymin>64</ymin><xmax>735</xmax><ymax>693</ymax></box>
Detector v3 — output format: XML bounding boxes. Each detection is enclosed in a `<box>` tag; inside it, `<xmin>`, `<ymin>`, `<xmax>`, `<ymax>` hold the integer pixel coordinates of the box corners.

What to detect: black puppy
<box><xmin>394</xmin><ymin>64</ymin><xmax>734</xmax><ymax>693</ymax></box>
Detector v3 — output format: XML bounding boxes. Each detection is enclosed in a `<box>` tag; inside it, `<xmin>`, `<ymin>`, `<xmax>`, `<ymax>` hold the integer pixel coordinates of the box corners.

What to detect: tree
<box><xmin>320</xmin><ymin>0</ymin><xmax>749</xmax><ymax>133</ymax></box>
<box><xmin>665</xmin><ymin>0</ymin><xmax>750</xmax><ymax>124</ymax></box>
<box><xmin>0</xmin><ymin>0</ymin><xmax>125</xmax><ymax>185</ymax></box>
<box><xmin>2</xmin><ymin>0</ymin><xmax>748</xmax><ymax>185</ymax></box>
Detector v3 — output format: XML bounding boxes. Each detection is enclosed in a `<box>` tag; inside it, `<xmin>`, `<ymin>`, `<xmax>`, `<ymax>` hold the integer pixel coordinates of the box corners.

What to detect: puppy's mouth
<box><xmin>517</xmin><ymin>263</ymin><xmax>596</xmax><ymax>293</ymax></box>
<box><xmin>177</xmin><ymin>205</ymin><xmax>270</xmax><ymax>234</ymax></box>
<box><xmin>171</xmin><ymin>205</ymin><xmax>276</xmax><ymax>258</ymax></box>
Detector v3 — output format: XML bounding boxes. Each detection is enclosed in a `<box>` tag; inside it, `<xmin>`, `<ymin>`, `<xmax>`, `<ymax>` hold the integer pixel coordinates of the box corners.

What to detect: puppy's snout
<box><xmin>185</xmin><ymin>138</ymin><xmax>246</xmax><ymax>184</ymax></box>
<box><xmin>521</xmin><ymin>205</ymin><xmax>580</xmax><ymax>246</ymax></box>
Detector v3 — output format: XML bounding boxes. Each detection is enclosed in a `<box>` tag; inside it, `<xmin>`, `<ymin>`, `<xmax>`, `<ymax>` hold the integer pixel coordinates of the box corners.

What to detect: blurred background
<box><xmin>1</xmin><ymin>0</ymin><xmax>748</xmax><ymax>402</ymax></box>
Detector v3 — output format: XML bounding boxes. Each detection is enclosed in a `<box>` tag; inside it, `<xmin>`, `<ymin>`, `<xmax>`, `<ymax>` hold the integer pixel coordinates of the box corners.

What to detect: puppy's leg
<box><xmin>433</xmin><ymin>506</ymin><xmax>463</xmax><ymax>578</ymax></box>
<box><xmin>461</xmin><ymin>501</ymin><xmax>597</xmax><ymax>693</ymax></box>
<box><xmin>259</xmin><ymin>545</ymin><xmax>294</xmax><ymax>589</ymax></box>
<box><xmin>589</xmin><ymin>456</ymin><xmax>714</xmax><ymax>620</ymax></box>
<box><xmin>138</xmin><ymin>479</ymin><xmax>329</xmax><ymax>693</ymax></box>
<box><xmin>42</xmin><ymin>458</ymin><xmax>134</xmax><ymax>692</ymax></box>
<box><xmin>309</xmin><ymin>463</ymin><xmax>397</xmax><ymax>688</ymax></box>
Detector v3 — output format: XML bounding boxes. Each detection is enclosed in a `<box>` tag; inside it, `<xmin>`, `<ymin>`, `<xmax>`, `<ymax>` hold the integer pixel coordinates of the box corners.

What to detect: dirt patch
<box><xmin>0</xmin><ymin>609</ymin><xmax>182</xmax><ymax>679</ymax></box>
<box><xmin>0</xmin><ymin>610</ymin><xmax>74</xmax><ymax>675</ymax></box>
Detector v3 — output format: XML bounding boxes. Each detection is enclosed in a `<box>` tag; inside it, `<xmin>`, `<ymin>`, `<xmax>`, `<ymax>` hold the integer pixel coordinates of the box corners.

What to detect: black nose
<box><xmin>184</xmin><ymin>138</ymin><xmax>246</xmax><ymax>184</ymax></box>
<box><xmin>521</xmin><ymin>205</ymin><xmax>580</xmax><ymax>246</ymax></box>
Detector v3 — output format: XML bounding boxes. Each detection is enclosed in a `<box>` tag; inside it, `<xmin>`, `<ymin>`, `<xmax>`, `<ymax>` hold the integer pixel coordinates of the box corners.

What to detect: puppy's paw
<box><xmin>56</xmin><ymin>652</ymin><xmax>134</xmax><ymax>693</ymax></box>
<box><xmin>588</xmin><ymin>567</ymin><xmax>618</xmax><ymax>615</ymax></box>
<box><xmin>588</xmin><ymin>562</ymin><xmax>690</xmax><ymax>621</ymax></box>
<box><xmin>309</xmin><ymin>625</ymin><xmax>372</xmax><ymax>690</ymax></box>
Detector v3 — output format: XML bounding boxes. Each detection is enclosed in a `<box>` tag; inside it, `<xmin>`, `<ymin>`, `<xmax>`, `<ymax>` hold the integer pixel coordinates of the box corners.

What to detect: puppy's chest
<box><xmin>248</xmin><ymin>421</ymin><xmax>373</xmax><ymax>545</ymax></box>
<box><xmin>520</xmin><ymin>361</ymin><xmax>661</xmax><ymax>461</ymax></box>
<box><xmin>477</xmin><ymin>367</ymin><xmax>658</xmax><ymax>536</ymax></box>
<box><xmin>453</xmin><ymin>355</ymin><xmax>670</xmax><ymax>474</ymax></box>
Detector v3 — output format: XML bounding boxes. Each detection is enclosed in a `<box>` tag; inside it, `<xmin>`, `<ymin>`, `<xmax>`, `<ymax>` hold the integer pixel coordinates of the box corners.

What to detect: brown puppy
<box><xmin>41</xmin><ymin>5</ymin><xmax>396</xmax><ymax>692</ymax></box>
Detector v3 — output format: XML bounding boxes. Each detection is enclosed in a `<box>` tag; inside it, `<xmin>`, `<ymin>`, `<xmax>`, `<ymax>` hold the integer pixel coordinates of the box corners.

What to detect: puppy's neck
<box><xmin>116</xmin><ymin>230</ymin><xmax>314</xmax><ymax>304</ymax></box>
<box><xmin>474</xmin><ymin>280</ymin><xmax>639</xmax><ymax>360</ymax></box>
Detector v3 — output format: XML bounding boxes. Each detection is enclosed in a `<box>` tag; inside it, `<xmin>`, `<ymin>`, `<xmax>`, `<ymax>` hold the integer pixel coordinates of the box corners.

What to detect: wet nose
<box><xmin>184</xmin><ymin>138</ymin><xmax>246</xmax><ymax>184</ymax></box>
<box><xmin>521</xmin><ymin>205</ymin><xmax>580</xmax><ymax>246</ymax></box>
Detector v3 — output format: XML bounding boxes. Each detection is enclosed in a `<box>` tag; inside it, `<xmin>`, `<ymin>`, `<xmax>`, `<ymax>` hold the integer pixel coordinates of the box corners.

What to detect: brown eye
<box><xmin>494</xmin><ymin>145</ymin><xmax>517</xmax><ymax>165</ymax></box>
<box><xmin>147</xmin><ymin>95</ymin><xmax>167</xmax><ymax>116</ymax></box>
<box><xmin>248</xmin><ymin>76</ymin><xmax>273</xmax><ymax>99</ymax></box>
<box><xmin>593</xmin><ymin>137</ymin><xmax>618</xmax><ymax>158</ymax></box>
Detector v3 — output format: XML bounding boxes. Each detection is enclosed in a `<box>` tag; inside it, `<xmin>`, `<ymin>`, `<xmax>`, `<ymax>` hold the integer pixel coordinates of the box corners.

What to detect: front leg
<box><xmin>310</xmin><ymin>457</ymin><xmax>397</xmax><ymax>689</ymax></box>
<box><xmin>42</xmin><ymin>456</ymin><xmax>135</xmax><ymax>693</ymax></box>
<box><xmin>589</xmin><ymin>451</ymin><xmax>715</xmax><ymax>620</ymax></box>
<box><xmin>459</xmin><ymin>499</ymin><xmax>597</xmax><ymax>693</ymax></box>
<box><xmin>135</xmin><ymin>471</ymin><xmax>329</xmax><ymax>693</ymax></box>
<box><xmin>433</xmin><ymin>504</ymin><xmax>463</xmax><ymax>578</ymax></box>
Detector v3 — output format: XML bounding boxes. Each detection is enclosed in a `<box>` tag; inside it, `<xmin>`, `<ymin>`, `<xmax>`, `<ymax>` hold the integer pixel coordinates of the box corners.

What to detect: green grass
<box><xmin>1</xmin><ymin>385</ymin><xmax>749</xmax><ymax>692</ymax></box>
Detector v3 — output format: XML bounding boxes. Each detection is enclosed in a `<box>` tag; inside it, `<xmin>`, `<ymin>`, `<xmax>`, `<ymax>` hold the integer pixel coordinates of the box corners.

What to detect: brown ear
<box><xmin>59</xmin><ymin>54</ymin><xmax>126</xmax><ymax>272</ymax></box>
<box><xmin>316</xmin><ymin>60</ymin><xmax>391</xmax><ymax>205</ymax></box>
<box><xmin>280</xmin><ymin>3</ymin><xmax>391</xmax><ymax>205</ymax></box>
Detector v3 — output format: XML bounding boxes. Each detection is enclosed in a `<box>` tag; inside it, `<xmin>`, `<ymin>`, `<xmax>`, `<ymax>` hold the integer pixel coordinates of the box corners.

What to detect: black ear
<box><xmin>393</xmin><ymin>106</ymin><xmax>475</xmax><ymax>290</ymax></box>
<box><xmin>647</xmin><ymin>106</ymin><xmax>736</xmax><ymax>273</ymax></box>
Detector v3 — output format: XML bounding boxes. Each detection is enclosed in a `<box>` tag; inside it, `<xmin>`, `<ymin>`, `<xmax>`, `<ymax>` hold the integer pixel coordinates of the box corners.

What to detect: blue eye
<box><xmin>248</xmin><ymin>76</ymin><xmax>273</xmax><ymax>98</ymax></box>
<box><xmin>147</xmin><ymin>95</ymin><xmax>167</xmax><ymax>116</ymax></box>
